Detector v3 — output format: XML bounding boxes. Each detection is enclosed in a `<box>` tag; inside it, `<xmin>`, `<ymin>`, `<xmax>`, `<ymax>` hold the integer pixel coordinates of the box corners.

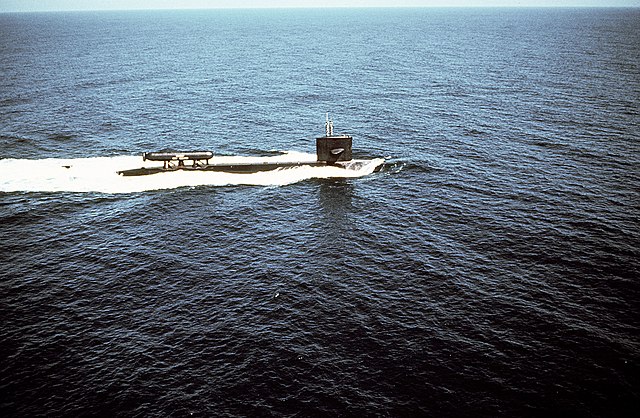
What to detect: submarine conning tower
<box><xmin>316</xmin><ymin>113</ymin><xmax>352</xmax><ymax>164</ymax></box>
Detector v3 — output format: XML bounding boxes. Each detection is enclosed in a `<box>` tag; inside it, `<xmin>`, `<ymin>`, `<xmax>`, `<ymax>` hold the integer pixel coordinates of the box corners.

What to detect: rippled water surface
<box><xmin>1</xmin><ymin>8</ymin><xmax>639</xmax><ymax>417</ymax></box>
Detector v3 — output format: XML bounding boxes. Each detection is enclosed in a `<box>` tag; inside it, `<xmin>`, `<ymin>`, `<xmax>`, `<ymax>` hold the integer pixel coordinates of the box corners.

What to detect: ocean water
<box><xmin>1</xmin><ymin>7</ymin><xmax>639</xmax><ymax>417</ymax></box>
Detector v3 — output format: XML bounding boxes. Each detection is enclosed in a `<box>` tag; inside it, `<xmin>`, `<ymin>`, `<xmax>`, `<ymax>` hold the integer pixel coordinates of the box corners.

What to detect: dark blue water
<box><xmin>1</xmin><ymin>7</ymin><xmax>639</xmax><ymax>417</ymax></box>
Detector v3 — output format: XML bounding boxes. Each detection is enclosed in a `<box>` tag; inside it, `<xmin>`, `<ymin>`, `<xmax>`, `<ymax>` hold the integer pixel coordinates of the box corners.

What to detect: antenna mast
<box><xmin>325</xmin><ymin>112</ymin><xmax>330</xmax><ymax>136</ymax></box>
<box><xmin>325</xmin><ymin>112</ymin><xmax>334</xmax><ymax>137</ymax></box>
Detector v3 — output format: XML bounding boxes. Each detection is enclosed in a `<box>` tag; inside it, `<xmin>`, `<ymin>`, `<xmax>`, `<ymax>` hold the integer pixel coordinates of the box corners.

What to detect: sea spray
<box><xmin>0</xmin><ymin>153</ymin><xmax>385</xmax><ymax>193</ymax></box>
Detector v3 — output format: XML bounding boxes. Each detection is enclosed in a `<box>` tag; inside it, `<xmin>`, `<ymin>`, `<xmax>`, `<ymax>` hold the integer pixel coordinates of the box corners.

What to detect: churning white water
<box><xmin>0</xmin><ymin>152</ymin><xmax>385</xmax><ymax>193</ymax></box>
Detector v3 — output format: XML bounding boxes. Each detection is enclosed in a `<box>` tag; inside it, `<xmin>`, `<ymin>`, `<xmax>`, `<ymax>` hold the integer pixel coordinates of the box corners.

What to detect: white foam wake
<box><xmin>0</xmin><ymin>152</ymin><xmax>384</xmax><ymax>193</ymax></box>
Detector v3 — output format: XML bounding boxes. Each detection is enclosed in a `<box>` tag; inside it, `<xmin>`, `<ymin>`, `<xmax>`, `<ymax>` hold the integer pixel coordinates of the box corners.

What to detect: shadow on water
<box><xmin>311</xmin><ymin>179</ymin><xmax>357</xmax><ymax>274</ymax></box>
<box><xmin>316</xmin><ymin>179</ymin><xmax>355</xmax><ymax>234</ymax></box>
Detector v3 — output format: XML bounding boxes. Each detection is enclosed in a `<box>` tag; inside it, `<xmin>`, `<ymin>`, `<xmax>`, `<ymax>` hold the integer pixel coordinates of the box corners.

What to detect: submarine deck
<box><xmin>117</xmin><ymin>160</ymin><xmax>335</xmax><ymax>176</ymax></box>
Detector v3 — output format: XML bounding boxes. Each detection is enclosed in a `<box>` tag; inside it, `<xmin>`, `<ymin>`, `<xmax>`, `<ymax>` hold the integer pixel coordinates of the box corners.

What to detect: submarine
<box><xmin>117</xmin><ymin>115</ymin><xmax>359</xmax><ymax>176</ymax></box>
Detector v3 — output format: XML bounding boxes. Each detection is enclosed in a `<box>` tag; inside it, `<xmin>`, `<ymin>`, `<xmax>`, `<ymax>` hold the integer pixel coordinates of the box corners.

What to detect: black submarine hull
<box><xmin>118</xmin><ymin>116</ymin><xmax>364</xmax><ymax>177</ymax></box>
<box><xmin>118</xmin><ymin>161</ymin><xmax>335</xmax><ymax>176</ymax></box>
<box><xmin>143</xmin><ymin>151</ymin><xmax>213</xmax><ymax>162</ymax></box>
